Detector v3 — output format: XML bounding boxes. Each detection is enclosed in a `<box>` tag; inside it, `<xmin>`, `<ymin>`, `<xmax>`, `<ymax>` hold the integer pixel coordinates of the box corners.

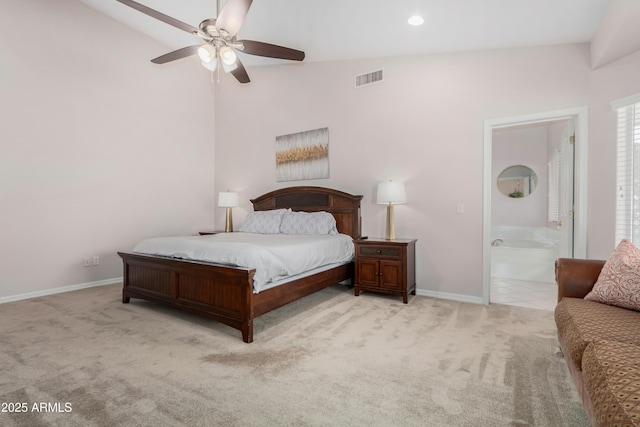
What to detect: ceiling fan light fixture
<box><xmin>408</xmin><ymin>15</ymin><xmax>424</xmax><ymax>26</ymax></box>
<box><xmin>197</xmin><ymin>44</ymin><xmax>216</xmax><ymax>63</ymax></box>
<box><xmin>222</xmin><ymin>61</ymin><xmax>238</xmax><ymax>73</ymax></box>
<box><xmin>201</xmin><ymin>58</ymin><xmax>218</xmax><ymax>72</ymax></box>
<box><xmin>117</xmin><ymin>0</ymin><xmax>305</xmax><ymax>84</ymax></box>
<box><xmin>219</xmin><ymin>46</ymin><xmax>237</xmax><ymax>66</ymax></box>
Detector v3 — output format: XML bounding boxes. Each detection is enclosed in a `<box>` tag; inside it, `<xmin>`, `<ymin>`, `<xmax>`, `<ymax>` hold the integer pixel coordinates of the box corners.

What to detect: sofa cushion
<box><xmin>585</xmin><ymin>239</ymin><xmax>640</xmax><ymax>311</ymax></box>
<box><xmin>582</xmin><ymin>340</ymin><xmax>640</xmax><ymax>426</ymax></box>
<box><xmin>555</xmin><ymin>298</ymin><xmax>640</xmax><ymax>370</ymax></box>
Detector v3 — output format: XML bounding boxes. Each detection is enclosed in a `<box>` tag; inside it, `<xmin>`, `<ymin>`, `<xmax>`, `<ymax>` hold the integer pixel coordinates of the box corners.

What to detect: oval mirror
<box><xmin>497</xmin><ymin>165</ymin><xmax>538</xmax><ymax>198</ymax></box>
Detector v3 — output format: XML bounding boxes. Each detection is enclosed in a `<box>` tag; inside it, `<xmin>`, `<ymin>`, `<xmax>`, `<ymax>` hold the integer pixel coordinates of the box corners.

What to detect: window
<box><xmin>548</xmin><ymin>149</ymin><xmax>560</xmax><ymax>223</ymax></box>
<box><xmin>614</xmin><ymin>94</ymin><xmax>640</xmax><ymax>245</ymax></box>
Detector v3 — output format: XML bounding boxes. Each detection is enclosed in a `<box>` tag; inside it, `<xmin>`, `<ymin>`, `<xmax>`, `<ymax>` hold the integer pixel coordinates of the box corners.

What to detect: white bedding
<box><xmin>132</xmin><ymin>232</ymin><xmax>355</xmax><ymax>293</ymax></box>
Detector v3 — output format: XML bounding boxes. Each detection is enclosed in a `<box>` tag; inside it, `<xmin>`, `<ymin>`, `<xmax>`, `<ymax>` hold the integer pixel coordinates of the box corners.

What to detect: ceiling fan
<box><xmin>115</xmin><ymin>0</ymin><xmax>305</xmax><ymax>84</ymax></box>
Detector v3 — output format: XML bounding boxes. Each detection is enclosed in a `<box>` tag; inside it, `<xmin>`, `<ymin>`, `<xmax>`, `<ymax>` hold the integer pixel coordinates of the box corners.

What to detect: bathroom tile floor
<box><xmin>490</xmin><ymin>277</ymin><xmax>557</xmax><ymax>311</ymax></box>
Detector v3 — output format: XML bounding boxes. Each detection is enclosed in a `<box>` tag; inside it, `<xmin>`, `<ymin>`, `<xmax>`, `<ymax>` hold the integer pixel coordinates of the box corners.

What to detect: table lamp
<box><xmin>218</xmin><ymin>191</ymin><xmax>239</xmax><ymax>232</ymax></box>
<box><xmin>377</xmin><ymin>181</ymin><xmax>406</xmax><ymax>240</ymax></box>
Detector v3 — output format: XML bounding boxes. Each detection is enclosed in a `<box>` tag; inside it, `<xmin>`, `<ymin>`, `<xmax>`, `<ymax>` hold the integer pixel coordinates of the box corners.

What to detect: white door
<box><xmin>558</xmin><ymin>122</ymin><xmax>575</xmax><ymax>258</ymax></box>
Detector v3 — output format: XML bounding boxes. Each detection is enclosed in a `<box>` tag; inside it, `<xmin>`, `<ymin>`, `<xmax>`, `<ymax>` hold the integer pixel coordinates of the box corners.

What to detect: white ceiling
<box><xmin>77</xmin><ymin>0</ymin><xmax>612</xmax><ymax>66</ymax></box>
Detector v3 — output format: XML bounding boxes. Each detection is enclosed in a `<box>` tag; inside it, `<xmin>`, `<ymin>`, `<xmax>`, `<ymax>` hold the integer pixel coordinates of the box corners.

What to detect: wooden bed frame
<box><xmin>118</xmin><ymin>186</ymin><xmax>363</xmax><ymax>343</ymax></box>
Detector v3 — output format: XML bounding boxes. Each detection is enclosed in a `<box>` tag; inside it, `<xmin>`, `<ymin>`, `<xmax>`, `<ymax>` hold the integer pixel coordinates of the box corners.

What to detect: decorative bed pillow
<box><xmin>237</xmin><ymin>209</ymin><xmax>288</xmax><ymax>234</ymax></box>
<box><xmin>585</xmin><ymin>239</ymin><xmax>640</xmax><ymax>311</ymax></box>
<box><xmin>279</xmin><ymin>211</ymin><xmax>339</xmax><ymax>235</ymax></box>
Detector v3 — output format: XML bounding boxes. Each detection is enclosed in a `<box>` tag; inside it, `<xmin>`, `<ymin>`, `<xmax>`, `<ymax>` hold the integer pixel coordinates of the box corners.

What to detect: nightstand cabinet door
<box><xmin>353</xmin><ymin>238</ymin><xmax>416</xmax><ymax>304</ymax></box>
<box><xmin>357</xmin><ymin>258</ymin><xmax>380</xmax><ymax>287</ymax></box>
<box><xmin>379</xmin><ymin>260</ymin><xmax>402</xmax><ymax>290</ymax></box>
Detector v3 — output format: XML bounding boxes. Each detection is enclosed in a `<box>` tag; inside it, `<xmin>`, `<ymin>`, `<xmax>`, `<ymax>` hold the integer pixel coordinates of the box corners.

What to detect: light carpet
<box><xmin>0</xmin><ymin>284</ymin><xmax>587</xmax><ymax>426</ymax></box>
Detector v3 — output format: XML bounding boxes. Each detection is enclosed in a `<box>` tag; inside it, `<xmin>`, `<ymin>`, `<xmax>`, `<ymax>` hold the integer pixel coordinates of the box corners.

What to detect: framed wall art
<box><xmin>275</xmin><ymin>127</ymin><xmax>329</xmax><ymax>182</ymax></box>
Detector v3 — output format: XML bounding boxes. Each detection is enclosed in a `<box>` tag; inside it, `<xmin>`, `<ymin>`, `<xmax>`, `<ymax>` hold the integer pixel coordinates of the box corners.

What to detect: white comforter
<box><xmin>132</xmin><ymin>232</ymin><xmax>354</xmax><ymax>293</ymax></box>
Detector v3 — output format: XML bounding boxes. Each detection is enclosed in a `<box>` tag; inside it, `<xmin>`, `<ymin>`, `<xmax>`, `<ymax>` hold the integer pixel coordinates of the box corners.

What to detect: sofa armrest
<box><xmin>555</xmin><ymin>258</ymin><xmax>606</xmax><ymax>302</ymax></box>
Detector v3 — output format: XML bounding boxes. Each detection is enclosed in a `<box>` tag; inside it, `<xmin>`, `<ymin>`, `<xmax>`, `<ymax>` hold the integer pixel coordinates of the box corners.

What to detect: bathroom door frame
<box><xmin>482</xmin><ymin>107</ymin><xmax>588</xmax><ymax>305</ymax></box>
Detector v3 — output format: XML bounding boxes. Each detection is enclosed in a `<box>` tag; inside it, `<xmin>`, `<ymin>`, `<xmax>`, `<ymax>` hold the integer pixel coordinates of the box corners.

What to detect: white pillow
<box><xmin>238</xmin><ymin>209</ymin><xmax>288</xmax><ymax>234</ymax></box>
<box><xmin>280</xmin><ymin>211</ymin><xmax>338</xmax><ymax>235</ymax></box>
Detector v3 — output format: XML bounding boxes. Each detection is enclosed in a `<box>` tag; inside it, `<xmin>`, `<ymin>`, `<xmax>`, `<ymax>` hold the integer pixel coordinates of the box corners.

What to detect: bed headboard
<box><xmin>250</xmin><ymin>186</ymin><xmax>363</xmax><ymax>239</ymax></box>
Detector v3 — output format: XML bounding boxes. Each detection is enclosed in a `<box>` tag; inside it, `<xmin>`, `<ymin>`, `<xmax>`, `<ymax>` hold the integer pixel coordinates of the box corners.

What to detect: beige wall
<box><xmin>492</xmin><ymin>125</ymin><xmax>551</xmax><ymax>227</ymax></box>
<box><xmin>4</xmin><ymin>0</ymin><xmax>640</xmax><ymax>303</ymax></box>
<box><xmin>0</xmin><ymin>0</ymin><xmax>215</xmax><ymax>300</ymax></box>
<box><xmin>214</xmin><ymin>44</ymin><xmax>592</xmax><ymax>300</ymax></box>
<box><xmin>588</xmin><ymin>48</ymin><xmax>640</xmax><ymax>259</ymax></box>
<box><xmin>213</xmin><ymin>44</ymin><xmax>640</xmax><ymax>300</ymax></box>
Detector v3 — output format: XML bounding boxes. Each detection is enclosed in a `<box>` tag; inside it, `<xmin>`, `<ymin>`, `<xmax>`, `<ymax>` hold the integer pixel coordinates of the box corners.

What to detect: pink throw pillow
<box><xmin>585</xmin><ymin>239</ymin><xmax>640</xmax><ymax>311</ymax></box>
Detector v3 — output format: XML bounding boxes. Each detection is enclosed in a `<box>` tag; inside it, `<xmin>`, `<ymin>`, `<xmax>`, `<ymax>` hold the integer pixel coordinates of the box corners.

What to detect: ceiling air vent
<box><xmin>355</xmin><ymin>69</ymin><xmax>383</xmax><ymax>88</ymax></box>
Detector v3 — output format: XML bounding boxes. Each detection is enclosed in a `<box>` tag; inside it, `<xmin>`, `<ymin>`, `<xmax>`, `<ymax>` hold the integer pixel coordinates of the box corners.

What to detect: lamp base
<box><xmin>385</xmin><ymin>203</ymin><xmax>396</xmax><ymax>240</ymax></box>
<box><xmin>225</xmin><ymin>207</ymin><xmax>233</xmax><ymax>232</ymax></box>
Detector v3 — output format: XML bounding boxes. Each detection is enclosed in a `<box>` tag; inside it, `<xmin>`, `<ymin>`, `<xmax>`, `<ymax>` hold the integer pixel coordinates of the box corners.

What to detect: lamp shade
<box><xmin>197</xmin><ymin>44</ymin><xmax>216</xmax><ymax>63</ymax></box>
<box><xmin>218</xmin><ymin>192</ymin><xmax>239</xmax><ymax>208</ymax></box>
<box><xmin>201</xmin><ymin>58</ymin><xmax>217</xmax><ymax>72</ymax></box>
<box><xmin>222</xmin><ymin>61</ymin><xmax>238</xmax><ymax>73</ymax></box>
<box><xmin>377</xmin><ymin>181</ymin><xmax>406</xmax><ymax>205</ymax></box>
<box><xmin>219</xmin><ymin>46</ymin><xmax>237</xmax><ymax>66</ymax></box>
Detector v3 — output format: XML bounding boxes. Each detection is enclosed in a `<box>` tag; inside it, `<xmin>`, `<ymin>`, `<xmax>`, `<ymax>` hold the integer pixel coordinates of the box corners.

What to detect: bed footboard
<box><xmin>119</xmin><ymin>252</ymin><xmax>257</xmax><ymax>342</ymax></box>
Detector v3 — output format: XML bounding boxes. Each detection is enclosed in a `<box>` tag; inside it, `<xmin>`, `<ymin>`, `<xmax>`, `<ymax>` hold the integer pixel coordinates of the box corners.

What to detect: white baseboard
<box><xmin>416</xmin><ymin>288</ymin><xmax>485</xmax><ymax>305</ymax></box>
<box><xmin>1</xmin><ymin>280</ymin><xmax>484</xmax><ymax>306</ymax></box>
<box><xmin>0</xmin><ymin>277</ymin><xmax>122</xmax><ymax>304</ymax></box>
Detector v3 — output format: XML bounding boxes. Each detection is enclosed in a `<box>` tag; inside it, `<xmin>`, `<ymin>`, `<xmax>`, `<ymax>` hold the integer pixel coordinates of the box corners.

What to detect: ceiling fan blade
<box><xmin>237</xmin><ymin>40</ymin><xmax>305</xmax><ymax>61</ymax></box>
<box><xmin>151</xmin><ymin>46</ymin><xmax>201</xmax><ymax>64</ymax></box>
<box><xmin>116</xmin><ymin>0</ymin><xmax>199</xmax><ymax>35</ymax></box>
<box><xmin>230</xmin><ymin>57</ymin><xmax>251</xmax><ymax>84</ymax></box>
<box><xmin>216</xmin><ymin>0</ymin><xmax>253</xmax><ymax>38</ymax></box>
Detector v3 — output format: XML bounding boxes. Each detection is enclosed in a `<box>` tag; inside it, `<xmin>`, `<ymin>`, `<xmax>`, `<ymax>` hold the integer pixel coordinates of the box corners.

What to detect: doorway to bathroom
<box><xmin>482</xmin><ymin>107</ymin><xmax>588</xmax><ymax>310</ymax></box>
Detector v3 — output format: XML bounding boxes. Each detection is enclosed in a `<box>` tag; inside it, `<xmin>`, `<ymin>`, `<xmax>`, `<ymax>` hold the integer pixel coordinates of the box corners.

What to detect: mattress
<box><xmin>132</xmin><ymin>232</ymin><xmax>355</xmax><ymax>293</ymax></box>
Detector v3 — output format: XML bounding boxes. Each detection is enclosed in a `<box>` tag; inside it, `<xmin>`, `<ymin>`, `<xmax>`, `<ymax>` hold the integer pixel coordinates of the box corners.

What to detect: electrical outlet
<box><xmin>92</xmin><ymin>256</ymin><xmax>100</xmax><ymax>266</ymax></box>
<box><xmin>83</xmin><ymin>257</ymin><xmax>91</xmax><ymax>267</ymax></box>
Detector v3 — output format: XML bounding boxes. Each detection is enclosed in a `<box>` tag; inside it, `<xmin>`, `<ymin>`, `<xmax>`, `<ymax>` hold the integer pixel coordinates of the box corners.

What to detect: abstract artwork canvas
<box><xmin>276</xmin><ymin>127</ymin><xmax>329</xmax><ymax>182</ymax></box>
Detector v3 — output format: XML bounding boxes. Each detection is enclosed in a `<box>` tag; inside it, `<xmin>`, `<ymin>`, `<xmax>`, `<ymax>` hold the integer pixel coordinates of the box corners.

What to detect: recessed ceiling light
<box><xmin>408</xmin><ymin>15</ymin><xmax>424</xmax><ymax>26</ymax></box>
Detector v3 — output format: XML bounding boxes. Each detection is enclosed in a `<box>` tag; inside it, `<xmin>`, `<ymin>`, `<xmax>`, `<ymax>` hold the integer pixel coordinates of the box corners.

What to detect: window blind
<box><xmin>615</xmin><ymin>100</ymin><xmax>640</xmax><ymax>245</ymax></box>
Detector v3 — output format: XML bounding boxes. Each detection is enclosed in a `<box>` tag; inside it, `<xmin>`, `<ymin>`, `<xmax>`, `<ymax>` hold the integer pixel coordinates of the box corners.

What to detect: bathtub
<box><xmin>490</xmin><ymin>226</ymin><xmax>560</xmax><ymax>283</ymax></box>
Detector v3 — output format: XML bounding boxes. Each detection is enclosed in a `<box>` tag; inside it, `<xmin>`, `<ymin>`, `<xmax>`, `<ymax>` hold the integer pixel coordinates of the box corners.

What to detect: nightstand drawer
<box><xmin>358</xmin><ymin>245</ymin><xmax>401</xmax><ymax>258</ymax></box>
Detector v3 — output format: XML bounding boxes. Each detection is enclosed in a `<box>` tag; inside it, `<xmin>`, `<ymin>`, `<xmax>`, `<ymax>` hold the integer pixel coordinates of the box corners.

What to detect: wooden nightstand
<box><xmin>353</xmin><ymin>238</ymin><xmax>417</xmax><ymax>303</ymax></box>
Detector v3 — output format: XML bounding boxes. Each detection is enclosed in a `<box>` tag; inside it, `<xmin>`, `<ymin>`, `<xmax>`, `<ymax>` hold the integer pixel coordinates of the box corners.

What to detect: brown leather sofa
<box><xmin>555</xmin><ymin>258</ymin><xmax>640</xmax><ymax>426</ymax></box>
